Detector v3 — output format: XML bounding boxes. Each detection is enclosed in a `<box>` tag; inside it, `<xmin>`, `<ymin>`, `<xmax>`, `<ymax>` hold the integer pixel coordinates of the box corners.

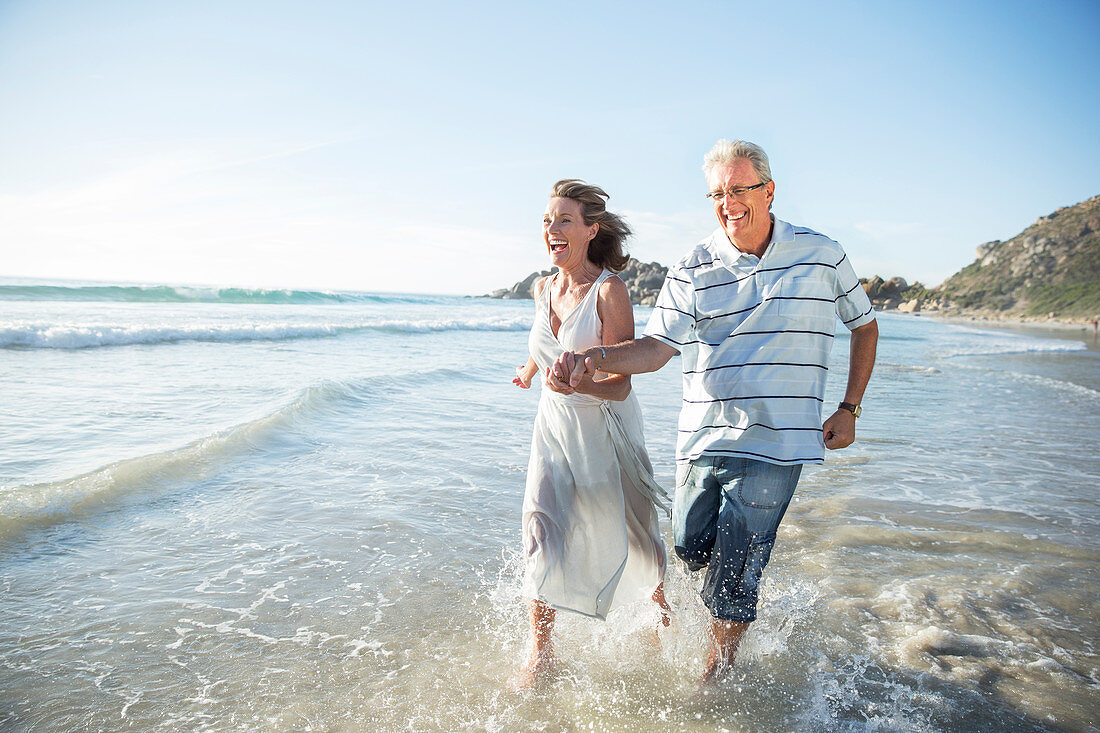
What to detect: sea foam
<box><xmin>0</xmin><ymin>316</ymin><xmax>529</xmax><ymax>349</ymax></box>
<box><xmin>937</xmin><ymin>324</ymin><xmax>1088</xmax><ymax>358</ymax></box>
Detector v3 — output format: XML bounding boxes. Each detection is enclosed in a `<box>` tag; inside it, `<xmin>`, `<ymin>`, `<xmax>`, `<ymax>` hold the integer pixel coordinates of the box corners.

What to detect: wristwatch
<box><xmin>838</xmin><ymin>402</ymin><xmax>862</xmax><ymax>418</ymax></box>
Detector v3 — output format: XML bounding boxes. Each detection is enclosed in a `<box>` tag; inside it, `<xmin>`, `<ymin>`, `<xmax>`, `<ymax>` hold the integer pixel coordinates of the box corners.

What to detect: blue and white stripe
<box><xmin>643</xmin><ymin>218</ymin><xmax>876</xmax><ymax>465</ymax></box>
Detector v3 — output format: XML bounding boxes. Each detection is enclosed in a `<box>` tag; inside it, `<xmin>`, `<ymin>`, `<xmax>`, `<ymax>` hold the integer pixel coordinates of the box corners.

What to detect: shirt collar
<box><xmin>712</xmin><ymin>215</ymin><xmax>792</xmax><ymax>270</ymax></box>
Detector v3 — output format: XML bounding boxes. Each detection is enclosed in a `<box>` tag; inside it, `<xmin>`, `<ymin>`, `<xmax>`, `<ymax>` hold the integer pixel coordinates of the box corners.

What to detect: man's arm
<box><xmin>549</xmin><ymin>336</ymin><xmax>678</xmax><ymax>393</ymax></box>
<box><xmin>553</xmin><ymin>276</ymin><xmax>638</xmax><ymax>401</ymax></box>
<box><xmin>822</xmin><ymin>318</ymin><xmax>878</xmax><ymax>450</ymax></box>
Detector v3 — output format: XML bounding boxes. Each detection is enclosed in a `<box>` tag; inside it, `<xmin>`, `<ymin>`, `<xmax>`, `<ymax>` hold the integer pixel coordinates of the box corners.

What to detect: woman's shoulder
<box><xmin>597</xmin><ymin>272</ymin><xmax>629</xmax><ymax>300</ymax></box>
<box><xmin>594</xmin><ymin>271</ymin><xmax>634</xmax><ymax>338</ymax></box>
<box><xmin>532</xmin><ymin>274</ymin><xmax>553</xmax><ymax>298</ymax></box>
<box><xmin>596</xmin><ymin>272</ymin><xmax>633</xmax><ymax>317</ymax></box>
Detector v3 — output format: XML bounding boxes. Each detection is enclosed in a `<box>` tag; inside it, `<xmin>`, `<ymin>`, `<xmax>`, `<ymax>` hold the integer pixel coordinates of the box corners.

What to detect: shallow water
<box><xmin>1</xmin><ymin>286</ymin><xmax>1097</xmax><ymax>731</ymax></box>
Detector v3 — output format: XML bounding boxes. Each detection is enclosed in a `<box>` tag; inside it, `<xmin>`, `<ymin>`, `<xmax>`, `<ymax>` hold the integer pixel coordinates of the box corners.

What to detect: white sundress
<box><xmin>522</xmin><ymin>269</ymin><xmax>668</xmax><ymax>620</ymax></box>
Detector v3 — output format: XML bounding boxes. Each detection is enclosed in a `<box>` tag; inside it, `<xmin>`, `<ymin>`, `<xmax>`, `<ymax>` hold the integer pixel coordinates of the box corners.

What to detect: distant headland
<box><xmin>488</xmin><ymin>195</ymin><xmax>1100</xmax><ymax>324</ymax></box>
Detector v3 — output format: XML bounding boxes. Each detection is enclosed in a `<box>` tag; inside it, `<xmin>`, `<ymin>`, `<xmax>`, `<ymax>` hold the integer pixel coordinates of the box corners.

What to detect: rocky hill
<box><xmin>924</xmin><ymin>195</ymin><xmax>1100</xmax><ymax>320</ymax></box>
<box><xmin>489</xmin><ymin>196</ymin><xmax>1100</xmax><ymax>322</ymax></box>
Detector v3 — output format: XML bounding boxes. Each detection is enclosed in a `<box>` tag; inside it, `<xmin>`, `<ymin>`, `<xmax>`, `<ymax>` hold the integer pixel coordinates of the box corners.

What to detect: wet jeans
<box><xmin>674</xmin><ymin>456</ymin><xmax>802</xmax><ymax>622</ymax></box>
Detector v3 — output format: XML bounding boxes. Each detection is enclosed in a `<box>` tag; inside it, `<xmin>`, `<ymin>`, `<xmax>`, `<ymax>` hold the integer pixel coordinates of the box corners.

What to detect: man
<box><xmin>549</xmin><ymin>139</ymin><xmax>878</xmax><ymax>681</ymax></box>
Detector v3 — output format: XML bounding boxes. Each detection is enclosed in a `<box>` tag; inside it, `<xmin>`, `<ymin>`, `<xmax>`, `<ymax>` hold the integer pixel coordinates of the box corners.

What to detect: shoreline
<box><xmin>890</xmin><ymin>310</ymin><xmax>1100</xmax><ymax>352</ymax></box>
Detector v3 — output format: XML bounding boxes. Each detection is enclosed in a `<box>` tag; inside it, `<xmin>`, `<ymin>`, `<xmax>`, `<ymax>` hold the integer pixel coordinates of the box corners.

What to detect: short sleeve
<box><xmin>643</xmin><ymin>266</ymin><xmax>695</xmax><ymax>351</ymax></box>
<box><xmin>833</xmin><ymin>252</ymin><xmax>876</xmax><ymax>330</ymax></box>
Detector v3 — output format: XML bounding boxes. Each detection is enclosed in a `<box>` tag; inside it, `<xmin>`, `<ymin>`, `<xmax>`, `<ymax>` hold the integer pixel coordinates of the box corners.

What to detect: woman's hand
<box><xmin>513</xmin><ymin>358</ymin><xmax>538</xmax><ymax>389</ymax></box>
<box><xmin>544</xmin><ymin>366</ymin><xmax>576</xmax><ymax>395</ymax></box>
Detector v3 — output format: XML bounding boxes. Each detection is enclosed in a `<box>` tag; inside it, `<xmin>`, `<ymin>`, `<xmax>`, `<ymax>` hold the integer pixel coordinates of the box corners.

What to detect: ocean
<box><xmin>1</xmin><ymin>281</ymin><xmax>1097</xmax><ymax>731</ymax></box>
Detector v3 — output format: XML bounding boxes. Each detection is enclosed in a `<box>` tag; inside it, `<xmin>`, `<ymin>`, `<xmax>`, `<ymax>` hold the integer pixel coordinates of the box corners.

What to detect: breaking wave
<box><xmin>0</xmin><ymin>380</ymin><xmax>367</xmax><ymax>542</ymax></box>
<box><xmin>0</xmin><ymin>316</ymin><xmax>530</xmax><ymax>349</ymax></box>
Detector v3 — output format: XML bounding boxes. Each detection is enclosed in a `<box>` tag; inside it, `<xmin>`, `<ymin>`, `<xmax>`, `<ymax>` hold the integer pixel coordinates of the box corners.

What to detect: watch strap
<box><xmin>839</xmin><ymin>401</ymin><xmax>861</xmax><ymax>418</ymax></box>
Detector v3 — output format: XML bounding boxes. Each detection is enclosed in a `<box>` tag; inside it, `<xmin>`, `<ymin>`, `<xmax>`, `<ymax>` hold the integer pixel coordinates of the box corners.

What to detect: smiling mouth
<box><xmin>725</xmin><ymin>211</ymin><xmax>746</xmax><ymax>223</ymax></box>
<box><xmin>549</xmin><ymin>239</ymin><xmax>568</xmax><ymax>253</ymax></box>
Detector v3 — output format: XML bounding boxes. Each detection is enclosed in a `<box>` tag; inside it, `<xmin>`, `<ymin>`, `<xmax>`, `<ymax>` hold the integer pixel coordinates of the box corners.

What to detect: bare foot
<box><xmin>653</xmin><ymin>583</ymin><xmax>673</xmax><ymax>627</ymax></box>
<box><xmin>647</xmin><ymin>584</ymin><xmax>673</xmax><ymax>647</ymax></box>
<box><xmin>700</xmin><ymin>646</ymin><xmax>727</xmax><ymax>685</ymax></box>
<box><xmin>701</xmin><ymin>619</ymin><xmax>749</xmax><ymax>684</ymax></box>
<box><xmin>510</xmin><ymin>600</ymin><xmax>556</xmax><ymax>691</ymax></box>
<box><xmin>508</xmin><ymin>645</ymin><xmax>553</xmax><ymax>691</ymax></box>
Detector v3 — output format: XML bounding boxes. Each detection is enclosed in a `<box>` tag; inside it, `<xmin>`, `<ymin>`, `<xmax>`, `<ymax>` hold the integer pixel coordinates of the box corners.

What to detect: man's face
<box><xmin>706</xmin><ymin>159</ymin><xmax>775</xmax><ymax>252</ymax></box>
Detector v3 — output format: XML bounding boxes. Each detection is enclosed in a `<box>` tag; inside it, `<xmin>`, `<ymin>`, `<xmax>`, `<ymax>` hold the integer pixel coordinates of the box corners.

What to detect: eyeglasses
<box><xmin>705</xmin><ymin>181</ymin><xmax>768</xmax><ymax>202</ymax></box>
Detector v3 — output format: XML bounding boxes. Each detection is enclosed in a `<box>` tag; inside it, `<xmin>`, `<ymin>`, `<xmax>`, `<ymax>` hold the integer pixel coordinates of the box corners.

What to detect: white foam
<box><xmin>0</xmin><ymin>315</ymin><xmax>530</xmax><ymax>349</ymax></box>
<box><xmin>805</xmin><ymin>653</ymin><xmax>938</xmax><ymax>731</ymax></box>
<box><xmin>0</xmin><ymin>322</ymin><xmax>341</xmax><ymax>348</ymax></box>
<box><xmin>936</xmin><ymin>324</ymin><xmax>1088</xmax><ymax>359</ymax></box>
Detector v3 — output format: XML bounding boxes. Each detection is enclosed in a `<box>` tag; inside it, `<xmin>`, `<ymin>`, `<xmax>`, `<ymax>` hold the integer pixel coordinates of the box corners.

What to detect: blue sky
<box><xmin>2</xmin><ymin>0</ymin><xmax>1097</xmax><ymax>295</ymax></box>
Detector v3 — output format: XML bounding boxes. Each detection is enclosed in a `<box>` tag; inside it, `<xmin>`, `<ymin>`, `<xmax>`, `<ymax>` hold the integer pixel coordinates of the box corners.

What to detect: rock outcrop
<box><xmin>486</xmin><ymin>258</ymin><xmax>668</xmax><ymax>306</ymax></box>
<box><xmin>487</xmin><ymin>270</ymin><xmax>551</xmax><ymax>300</ymax></box>
<box><xmin>862</xmin><ymin>276</ymin><xmax>910</xmax><ymax>311</ymax></box>
<box><xmin>616</xmin><ymin>259</ymin><xmax>668</xmax><ymax>307</ymax></box>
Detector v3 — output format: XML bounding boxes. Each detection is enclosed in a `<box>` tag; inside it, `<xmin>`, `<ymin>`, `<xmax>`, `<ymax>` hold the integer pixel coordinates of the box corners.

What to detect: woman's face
<box><xmin>543</xmin><ymin>197</ymin><xmax>598</xmax><ymax>269</ymax></box>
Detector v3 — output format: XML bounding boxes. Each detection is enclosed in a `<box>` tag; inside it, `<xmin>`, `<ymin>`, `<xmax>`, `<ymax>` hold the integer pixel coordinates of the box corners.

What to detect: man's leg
<box><xmin>672</xmin><ymin>458</ymin><xmax>720</xmax><ymax>571</ymax></box>
<box><xmin>697</xmin><ymin>458</ymin><xmax>802</xmax><ymax>681</ymax></box>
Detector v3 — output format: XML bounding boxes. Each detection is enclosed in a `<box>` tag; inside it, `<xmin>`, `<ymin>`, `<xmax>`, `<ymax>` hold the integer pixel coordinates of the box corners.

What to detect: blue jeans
<box><xmin>673</xmin><ymin>456</ymin><xmax>802</xmax><ymax>623</ymax></box>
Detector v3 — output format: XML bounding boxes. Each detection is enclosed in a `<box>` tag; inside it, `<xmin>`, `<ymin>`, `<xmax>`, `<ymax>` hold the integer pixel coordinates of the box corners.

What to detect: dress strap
<box><xmin>578</xmin><ymin>269</ymin><xmax>613</xmax><ymax>317</ymax></box>
<box><xmin>539</xmin><ymin>273</ymin><xmax>553</xmax><ymax>310</ymax></box>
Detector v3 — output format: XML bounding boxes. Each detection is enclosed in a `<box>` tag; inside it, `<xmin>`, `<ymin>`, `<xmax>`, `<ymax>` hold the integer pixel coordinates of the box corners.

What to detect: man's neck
<box><xmin>729</xmin><ymin>216</ymin><xmax>775</xmax><ymax>259</ymax></box>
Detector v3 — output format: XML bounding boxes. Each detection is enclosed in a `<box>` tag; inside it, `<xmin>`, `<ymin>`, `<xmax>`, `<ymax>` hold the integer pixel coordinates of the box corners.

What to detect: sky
<box><xmin>1</xmin><ymin>0</ymin><xmax>1098</xmax><ymax>295</ymax></box>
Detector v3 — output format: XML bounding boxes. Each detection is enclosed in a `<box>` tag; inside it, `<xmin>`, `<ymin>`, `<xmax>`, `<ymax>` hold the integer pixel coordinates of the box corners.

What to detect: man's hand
<box><xmin>822</xmin><ymin>409</ymin><xmax>856</xmax><ymax>450</ymax></box>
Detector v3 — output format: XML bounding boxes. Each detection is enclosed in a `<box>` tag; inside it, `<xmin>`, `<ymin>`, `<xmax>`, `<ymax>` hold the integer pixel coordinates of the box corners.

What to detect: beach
<box><xmin>1</xmin><ymin>283</ymin><xmax>1098</xmax><ymax>731</ymax></box>
<box><xmin>919</xmin><ymin>312</ymin><xmax>1100</xmax><ymax>350</ymax></box>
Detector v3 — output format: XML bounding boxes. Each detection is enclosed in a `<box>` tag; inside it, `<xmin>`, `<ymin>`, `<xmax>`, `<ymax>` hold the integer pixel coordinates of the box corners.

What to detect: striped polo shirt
<box><xmin>643</xmin><ymin>217</ymin><xmax>875</xmax><ymax>466</ymax></box>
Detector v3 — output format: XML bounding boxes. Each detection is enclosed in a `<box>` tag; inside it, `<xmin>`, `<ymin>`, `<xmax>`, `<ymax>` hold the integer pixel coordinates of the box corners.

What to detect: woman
<box><xmin>510</xmin><ymin>179</ymin><xmax>670</xmax><ymax>688</ymax></box>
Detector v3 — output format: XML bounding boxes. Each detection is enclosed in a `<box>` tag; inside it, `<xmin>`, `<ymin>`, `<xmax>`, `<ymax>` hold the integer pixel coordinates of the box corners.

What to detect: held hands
<box><xmin>545</xmin><ymin>351</ymin><xmax>597</xmax><ymax>395</ymax></box>
<box><xmin>512</xmin><ymin>354</ymin><xmax>594</xmax><ymax>394</ymax></box>
<box><xmin>822</xmin><ymin>409</ymin><xmax>856</xmax><ymax>450</ymax></box>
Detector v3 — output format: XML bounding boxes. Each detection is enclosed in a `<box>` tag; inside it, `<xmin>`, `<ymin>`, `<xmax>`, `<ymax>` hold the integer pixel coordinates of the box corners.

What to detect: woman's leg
<box><xmin>511</xmin><ymin>599</ymin><xmax>555</xmax><ymax>689</ymax></box>
<box><xmin>652</xmin><ymin>583</ymin><xmax>672</xmax><ymax>627</ymax></box>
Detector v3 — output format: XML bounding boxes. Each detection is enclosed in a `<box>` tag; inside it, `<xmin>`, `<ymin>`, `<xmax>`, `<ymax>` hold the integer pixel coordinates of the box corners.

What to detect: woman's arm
<box><xmin>513</xmin><ymin>276</ymin><xmax>551</xmax><ymax>390</ymax></box>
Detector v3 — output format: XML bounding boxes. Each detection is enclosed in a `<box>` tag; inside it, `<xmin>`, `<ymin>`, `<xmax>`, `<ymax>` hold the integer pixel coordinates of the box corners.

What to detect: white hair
<box><xmin>702</xmin><ymin>139</ymin><xmax>772</xmax><ymax>184</ymax></box>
